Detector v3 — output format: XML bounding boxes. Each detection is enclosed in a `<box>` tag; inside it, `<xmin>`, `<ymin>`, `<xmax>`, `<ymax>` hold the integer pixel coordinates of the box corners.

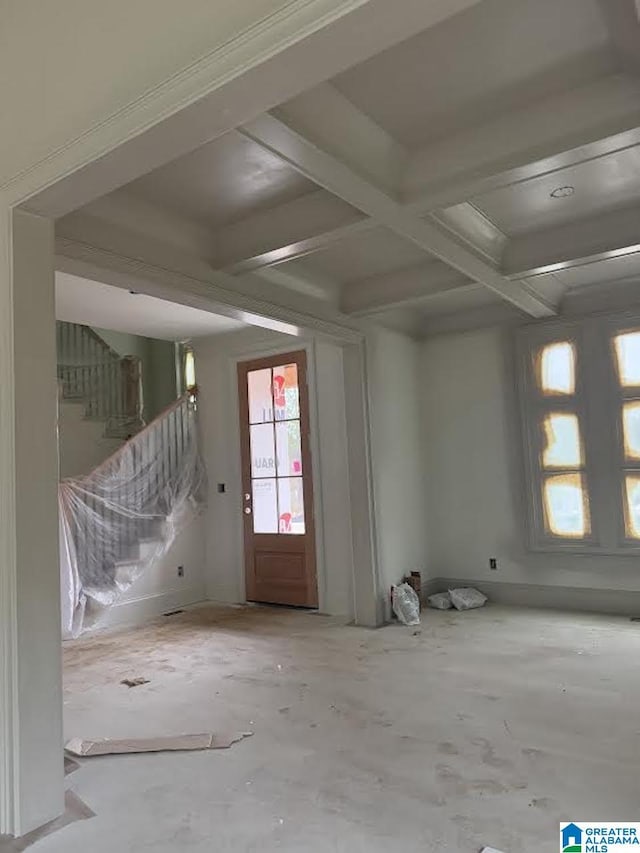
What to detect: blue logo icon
<box><xmin>562</xmin><ymin>823</ymin><xmax>582</xmax><ymax>852</ymax></box>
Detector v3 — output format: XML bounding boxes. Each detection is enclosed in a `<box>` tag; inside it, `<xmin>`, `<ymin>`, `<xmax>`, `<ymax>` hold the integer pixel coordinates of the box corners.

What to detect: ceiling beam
<box><xmin>239</xmin><ymin>112</ymin><xmax>555</xmax><ymax>317</ymax></box>
<box><xmin>210</xmin><ymin>187</ymin><xmax>364</xmax><ymax>270</ymax></box>
<box><xmin>503</xmin><ymin>204</ymin><xmax>640</xmax><ymax>278</ymax></box>
<box><xmin>404</xmin><ymin>74</ymin><xmax>640</xmax><ymax>212</ymax></box>
<box><xmin>341</xmin><ymin>262</ymin><xmax>475</xmax><ymax>316</ymax></box>
<box><xmin>274</xmin><ymin>82</ymin><xmax>407</xmax><ymax>193</ymax></box>
<box><xmin>221</xmin><ymin>219</ymin><xmax>371</xmax><ymax>274</ymax></box>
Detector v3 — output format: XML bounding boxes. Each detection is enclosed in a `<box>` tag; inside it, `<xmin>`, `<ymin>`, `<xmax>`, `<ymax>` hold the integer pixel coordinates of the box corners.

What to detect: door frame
<box><xmin>237</xmin><ymin>348</ymin><xmax>318</xmax><ymax>607</ymax></box>
<box><xmin>227</xmin><ymin>339</ymin><xmax>328</xmax><ymax>612</ymax></box>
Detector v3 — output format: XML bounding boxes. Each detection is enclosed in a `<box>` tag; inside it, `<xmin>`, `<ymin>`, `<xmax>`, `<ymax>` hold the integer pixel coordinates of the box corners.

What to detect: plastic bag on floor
<box><xmin>448</xmin><ymin>587</ymin><xmax>487</xmax><ymax>611</ymax></box>
<box><xmin>392</xmin><ymin>582</ymin><xmax>421</xmax><ymax>626</ymax></box>
<box><xmin>428</xmin><ymin>591</ymin><xmax>452</xmax><ymax>610</ymax></box>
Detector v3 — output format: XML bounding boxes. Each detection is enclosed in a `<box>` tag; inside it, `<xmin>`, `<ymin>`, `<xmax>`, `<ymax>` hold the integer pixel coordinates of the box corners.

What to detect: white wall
<box><xmin>195</xmin><ymin>328</ymin><xmax>355</xmax><ymax>617</ymax></box>
<box><xmin>421</xmin><ymin>326</ymin><xmax>640</xmax><ymax>598</ymax></box>
<box><xmin>58</xmin><ymin>400</ymin><xmax>122</xmax><ymax>479</ymax></box>
<box><xmin>366</xmin><ymin>327</ymin><xmax>428</xmax><ymax>617</ymax></box>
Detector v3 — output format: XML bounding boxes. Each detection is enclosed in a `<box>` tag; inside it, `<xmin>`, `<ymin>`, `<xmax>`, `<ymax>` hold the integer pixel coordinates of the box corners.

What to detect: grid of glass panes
<box><xmin>534</xmin><ymin>341</ymin><xmax>590</xmax><ymax>538</ymax></box>
<box><xmin>613</xmin><ymin>331</ymin><xmax>640</xmax><ymax>539</ymax></box>
<box><xmin>247</xmin><ymin>363</ymin><xmax>305</xmax><ymax>535</ymax></box>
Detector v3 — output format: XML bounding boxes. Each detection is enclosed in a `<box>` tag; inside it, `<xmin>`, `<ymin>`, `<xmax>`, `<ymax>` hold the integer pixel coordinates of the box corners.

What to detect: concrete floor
<box><xmin>31</xmin><ymin>604</ymin><xmax>640</xmax><ymax>851</ymax></box>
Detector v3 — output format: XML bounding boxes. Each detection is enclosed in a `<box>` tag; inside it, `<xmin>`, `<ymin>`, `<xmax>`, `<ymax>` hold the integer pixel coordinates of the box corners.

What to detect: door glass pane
<box><xmin>278</xmin><ymin>478</ymin><xmax>305</xmax><ymax>535</ymax></box>
<box><xmin>253</xmin><ymin>479</ymin><xmax>278</xmax><ymax>533</ymax></box>
<box><xmin>248</xmin><ymin>368</ymin><xmax>273</xmax><ymax>423</ymax></box>
<box><xmin>623</xmin><ymin>402</ymin><xmax>640</xmax><ymax>460</ymax></box>
<box><xmin>624</xmin><ymin>475</ymin><xmax>640</xmax><ymax>538</ymax></box>
<box><xmin>541</xmin><ymin>413</ymin><xmax>582</xmax><ymax>468</ymax></box>
<box><xmin>614</xmin><ymin>331</ymin><xmax>640</xmax><ymax>387</ymax></box>
<box><xmin>273</xmin><ymin>363</ymin><xmax>299</xmax><ymax>421</ymax></box>
<box><xmin>275</xmin><ymin>421</ymin><xmax>303</xmax><ymax>476</ymax></box>
<box><xmin>537</xmin><ymin>342</ymin><xmax>575</xmax><ymax>395</ymax></box>
<box><xmin>250</xmin><ymin>423</ymin><xmax>276</xmax><ymax>478</ymax></box>
<box><xmin>543</xmin><ymin>473</ymin><xmax>589</xmax><ymax>538</ymax></box>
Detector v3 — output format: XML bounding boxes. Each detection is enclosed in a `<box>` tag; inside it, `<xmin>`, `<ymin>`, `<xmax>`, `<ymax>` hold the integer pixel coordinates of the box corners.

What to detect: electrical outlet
<box><xmin>177</xmin><ymin>565</ymin><xmax>184</xmax><ymax>578</ymax></box>
<box><xmin>489</xmin><ymin>557</ymin><xmax>497</xmax><ymax>570</ymax></box>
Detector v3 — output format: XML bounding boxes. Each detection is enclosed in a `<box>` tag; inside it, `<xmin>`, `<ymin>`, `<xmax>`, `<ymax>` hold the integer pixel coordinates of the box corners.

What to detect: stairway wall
<box><xmin>58</xmin><ymin>399</ymin><xmax>123</xmax><ymax>479</ymax></box>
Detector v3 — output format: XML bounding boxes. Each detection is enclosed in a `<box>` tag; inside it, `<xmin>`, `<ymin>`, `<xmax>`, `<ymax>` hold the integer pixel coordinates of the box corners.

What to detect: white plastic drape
<box><xmin>59</xmin><ymin>394</ymin><xmax>206</xmax><ymax>638</ymax></box>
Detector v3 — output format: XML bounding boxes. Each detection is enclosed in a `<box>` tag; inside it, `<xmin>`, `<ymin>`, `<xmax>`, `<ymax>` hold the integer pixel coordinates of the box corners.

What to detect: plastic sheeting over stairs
<box><xmin>59</xmin><ymin>393</ymin><xmax>206</xmax><ymax>638</ymax></box>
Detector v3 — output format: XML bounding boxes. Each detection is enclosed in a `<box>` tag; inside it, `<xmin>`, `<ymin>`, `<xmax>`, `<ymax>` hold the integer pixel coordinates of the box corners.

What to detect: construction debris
<box><xmin>65</xmin><ymin>731</ymin><xmax>253</xmax><ymax>757</ymax></box>
<box><xmin>391</xmin><ymin>582</ymin><xmax>421</xmax><ymax>626</ymax></box>
<box><xmin>448</xmin><ymin>587</ymin><xmax>488</xmax><ymax>611</ymax></box>
<box><xmin>120</xmin><ymin>677</ymin><xmax>150</xmax><ymax>688</ymax></box>
<box><xmin>480</xmin><ymin>847</ymin><xmax>506</xmax><ymax>853</ymax></box>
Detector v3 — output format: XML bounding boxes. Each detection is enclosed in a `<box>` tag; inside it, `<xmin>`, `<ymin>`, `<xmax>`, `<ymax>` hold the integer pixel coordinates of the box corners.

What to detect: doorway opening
<box><xmin>238</xmin><ymin>350</ymin><xmax>318</xmax><ymax>607</ymax></box>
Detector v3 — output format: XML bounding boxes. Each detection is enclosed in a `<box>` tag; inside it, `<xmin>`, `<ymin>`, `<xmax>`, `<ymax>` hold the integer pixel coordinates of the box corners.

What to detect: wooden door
<box><xmin>238</xmin><ymin>351</ymin><xmax>317</xmax><ymax>607</ymax></box>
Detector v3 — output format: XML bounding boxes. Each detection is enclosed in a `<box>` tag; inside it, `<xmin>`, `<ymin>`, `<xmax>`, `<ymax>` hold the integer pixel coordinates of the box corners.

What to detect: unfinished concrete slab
<box><xmin>38</xmin><ymin>604</ymin><xmax>640</xmax><ymax>851</ymax></box>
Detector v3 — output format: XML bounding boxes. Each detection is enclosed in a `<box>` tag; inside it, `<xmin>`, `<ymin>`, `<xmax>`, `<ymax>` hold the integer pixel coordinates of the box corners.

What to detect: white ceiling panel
<box><xmin>295</xmin><ymin>226</ymin><xmax>430</xmax><ymax>284</ymax></box>
<box><xmin>55</xmin><ymin>273</ymin><xmax>244</xmax><ymax>340</ymax></box>
<box><xmin>333</xmin><ymin>0</ymin><xmax>613</xmax><ymax>148</ymax></box>
<box><xmin>474</xmin><ymin>145</ymin><xmax>640</xmax><ymax>235</ymax></box>
<box><xmin>126</xmin><ymin>132</ymin><xmax>316</xmax><ymax>228</ymax></box>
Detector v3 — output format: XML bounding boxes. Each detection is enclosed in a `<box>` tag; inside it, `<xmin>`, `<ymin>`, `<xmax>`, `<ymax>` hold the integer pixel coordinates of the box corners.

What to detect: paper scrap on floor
<box><xmin>65</xmin><ymin>731</ymin><xmax>253</xmax><ymax>757</ymax></box>
<box><xmin>481</xmin><ymin>847</ymin><xmax>506</xmax><ymax>853</ymax></box>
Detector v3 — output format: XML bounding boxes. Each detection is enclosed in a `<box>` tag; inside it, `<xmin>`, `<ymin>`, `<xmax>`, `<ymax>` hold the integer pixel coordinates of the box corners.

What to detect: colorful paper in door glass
<box><xmin>622</xmin><ymin>402</ymin><xmax>640</xmax><ymax>460</ymax></box>
<box><xmin>615</xmin><ymin>332</ymin><xmax>640</xmax><ymax>387</ymax></box>
<box><xmin>277</xmin><ymin>478</ymin><xmax>305</xmax><ymax>535</ymax></box>
<box><xmin>537</xmin><ymin>341</ymin><xmax>575</xmax><ymax>395</ymax></box>
<box><xmin>624</xmin><ymin>475</ymin><xmax>640</xmax><ymax>538</ymax></box>
<box><xmin>252</xmin><ymin>479</ymin><xmax>278</xmax><ymax>534</ymax></box>
<box><xmin>275</xmin><ymin>421</ymin><xmax>303</xmax><ymax>476</ymax></box>
<box><xmin>541</xmin><ymin>413</ymin><xmax>582</xmax><ymax>468</ymax></box>
<box><xmin>250</xmin><ymin>423</ymin><xmax>276</xmax><ymax>478</ymax></box>
<box><xmin>273</xmin><ymin>364</ymin><xmax>299</xmax><ymax>420</ymax></box>
<box><xmin>248</xmin><ymin>368</ymin><xmax>273</xmax><ymax>424</ymax></box>
<box><xmin>543</xmin><ymin>473</ymin><xmax>589</xmax><ymax>538</ymax></box>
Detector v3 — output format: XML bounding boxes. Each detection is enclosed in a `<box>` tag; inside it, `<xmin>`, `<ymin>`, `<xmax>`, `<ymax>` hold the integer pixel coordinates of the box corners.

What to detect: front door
<box><xmin>238</xmin><ymin>350</ymin><xmax>317</xmax><ymax>607</ymax></box>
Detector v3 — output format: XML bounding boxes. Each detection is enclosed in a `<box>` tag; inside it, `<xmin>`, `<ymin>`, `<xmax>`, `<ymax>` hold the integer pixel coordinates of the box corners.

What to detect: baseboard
<box><xmin>91</xmin><ymin>585</ymin><xmax>206</xmax><ymax>632</ymax></box>
<box><xmin>424</xmin><ymin>577</ymin><xmax>640</xmax><ymax>617</ymax></box>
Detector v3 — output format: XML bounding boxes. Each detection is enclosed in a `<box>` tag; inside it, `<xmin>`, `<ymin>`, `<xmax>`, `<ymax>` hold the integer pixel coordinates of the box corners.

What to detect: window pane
<box><xmin>253</xmin><ymin>479</ymin><xmax>278</xmax><ymax>533</ymax></box>
<box><xmin>250</xmin><ymin>423</ymin><xmax>276</xmax><ymax>478</ymax></box>
<box><xmin>184</xmin><ymin>349</ymin><xmax>196</xmax><ymax>390</ymax></box>
<box><xmin>543</xmin><ymin>473</ymin><xmax>589</xmax><ymax>538</ymax></box>
<box><xmin>623</xmin><ymin>402</ymin><xmax>640</xmax><ymax>460</ymax></box>
<box><xmin>248</xmin><ymin>368</ymin><xmax>273</xmax><ymax>424</ymax></box>
<box><xmin>275</xmin><ymin>421</ymin><xmax>303</xmax><ymax>476</ymax></box>
<box><xmin>624</xmin><ymin>475</ymin><xmax>640</xmax><ymax>538</ymax></box>
<box><xmin>277</xmin><ymin>478</ymin><xmax>305</xmax><ymax>535</ymax></box>
<box><xmin>537</xmin><ymin>342</ymin><xmax>575</xmax><ymax>395</ymax></box>
<box><xmin>541</xmin><ymin>413</ymin><xmax>583</xmax><ymax>468</ymax></box>
<box><xmin>615</xmin><ymin>331</ymin><xmax>640</xmax><ymax>387</ymax></box>
<box><xmin>273</xmin><ymin>363</ymin><xmax>300</xmax><ymax>421</ymax></box>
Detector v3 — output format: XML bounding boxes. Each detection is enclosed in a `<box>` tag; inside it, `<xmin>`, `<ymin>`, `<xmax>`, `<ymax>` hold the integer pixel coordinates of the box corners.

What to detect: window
<box><xmin>518</xmin><ymin>314</ymin><xmax>640</xmax><ymax>553</ymax></box>
<box><xmin>184</xmin><ymin>347</ymin><xmax>196</xmax><ymax>391</ymax></box>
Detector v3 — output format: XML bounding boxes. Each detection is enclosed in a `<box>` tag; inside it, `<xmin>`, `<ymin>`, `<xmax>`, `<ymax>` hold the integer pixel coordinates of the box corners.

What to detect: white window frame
<box><xmin>517</xmin><ymin>310</ymin><xmax>640</xmax><ymax>556</ymax></box>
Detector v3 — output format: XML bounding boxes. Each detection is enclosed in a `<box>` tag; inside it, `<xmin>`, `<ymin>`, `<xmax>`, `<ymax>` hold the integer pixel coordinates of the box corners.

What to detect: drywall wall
<box><xmin>96</xmin><ymin>513</ymin><xmax>207</xmax><ymax>631</ymax></box>
<box><xmin>58</xmin><ymin>400</ymin><xmax>122</xmax><ymax>478</ymax></box>
<box><xmin>366</xmin><ymin>327</ymin><xmax>428</xmax><ymax>617</ymax></box>
<box><xmin>195</xmin><ymin>327</ymin><xmax>355</xmax><ymax>617</ymax></box>
<box><xmin>421</xmin><ymin>326</ymin><xmax>640</xmax><ymax>598</ymax></box>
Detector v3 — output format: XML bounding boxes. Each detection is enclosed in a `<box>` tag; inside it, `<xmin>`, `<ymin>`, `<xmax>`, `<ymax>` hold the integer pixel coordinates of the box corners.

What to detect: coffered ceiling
<box><xmin>57</xmin><ymin>0</ymin><xmax>640</xmax><ymax>338</ymax></box>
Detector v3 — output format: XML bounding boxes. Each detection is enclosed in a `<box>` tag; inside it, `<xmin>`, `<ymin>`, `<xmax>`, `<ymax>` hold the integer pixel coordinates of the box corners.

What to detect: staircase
<box><xmin>56</xmin><ymin>321</ymin><xmax>145</xmax><ymax>441</ymax></box>
<box><xmin>60</xmin><ymin>391</ymin><xmax>205</xmax><ymax>637</ymax></box>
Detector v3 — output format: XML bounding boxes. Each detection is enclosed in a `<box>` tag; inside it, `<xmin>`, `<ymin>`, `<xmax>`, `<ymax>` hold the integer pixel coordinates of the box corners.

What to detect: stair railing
<box><xmin>56</xmin><ymin>321</ymin><xmax>144</xmax><ymax>435</ymax></box>
<box><xmin>59</xmin><ymin>391</ymin><xmax>205</xmax><ymax>637</ymax></box>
